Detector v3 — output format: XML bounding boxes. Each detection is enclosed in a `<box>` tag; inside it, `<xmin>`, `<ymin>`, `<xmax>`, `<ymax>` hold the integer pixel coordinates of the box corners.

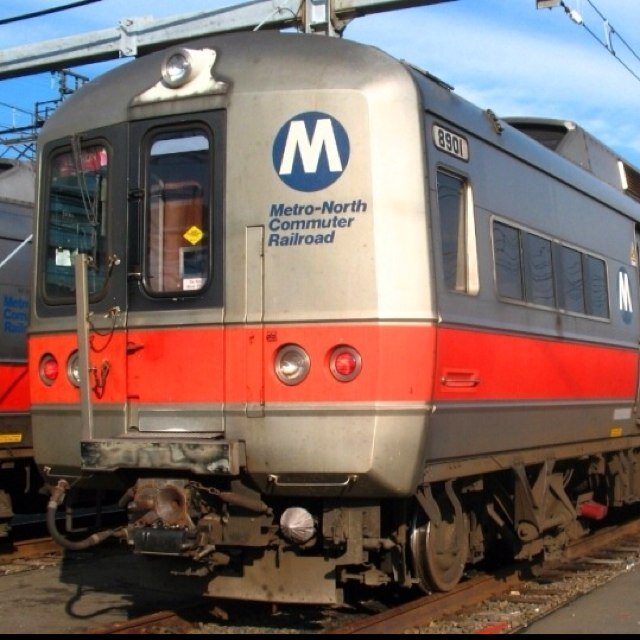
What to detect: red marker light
<box><xmin>40</xmin><ymin>354</ymin><xmax>59</xmax><ymax>385</ymax></box>
<box><xmin>330</xmin><ymin>346</ymin><xmax>361</xmax><ymax>382</ymax></box>
<box><xmin>334</xmin><ymin>351</ymin><xmax>357</xmax><ymax>377</ymax></box>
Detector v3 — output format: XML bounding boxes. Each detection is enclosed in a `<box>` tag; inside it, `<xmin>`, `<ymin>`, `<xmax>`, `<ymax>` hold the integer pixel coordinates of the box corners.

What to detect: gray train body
<box><xmin>29</xmin><ymin>31</ymin><xmax>640</xmax><ymax>602</ymax></box>
<box><xmin>0</xmin><ymin>159</ymin><xmax>36</xmax><ymax>532</ymax></box>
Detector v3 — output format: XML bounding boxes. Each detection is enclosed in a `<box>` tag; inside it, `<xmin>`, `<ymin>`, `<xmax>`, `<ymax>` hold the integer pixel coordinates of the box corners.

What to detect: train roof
<box><xmin>504</xmin><ymin>117</ymin><xmax>640</xmax><ymax>203</ymax></box>
<box><xmin>39</xmin><ymin>30</ymin><xmax>640</xmax><ymax>220</ymax></box>
<box><xmin>39</xmin><ymin>30</ymin><xmax>406</xmax><ymax>141</ymax></box>
<box><xmin>0</xmin><ymin>159</ymin><xmax>34</xmax><ymax>205</ymax></box>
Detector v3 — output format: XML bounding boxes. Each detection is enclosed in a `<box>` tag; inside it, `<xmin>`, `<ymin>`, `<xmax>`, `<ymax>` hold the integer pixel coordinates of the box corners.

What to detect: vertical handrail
<box><xmin>74</xmin><ymin>252</ymin><xmax>94</xmax><ymax>441</ymax></box>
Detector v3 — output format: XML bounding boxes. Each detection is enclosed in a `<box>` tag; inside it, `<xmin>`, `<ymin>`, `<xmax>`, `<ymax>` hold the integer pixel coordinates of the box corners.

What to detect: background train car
<box><xmin>0</xmin><ymin>158</ymin><xmax>41</xmax><ymax>536</ymax></box>
<box><xmin>27</xmin><ymin>31</ymin><xmax>640</xmax><ymax>603</ymax></box>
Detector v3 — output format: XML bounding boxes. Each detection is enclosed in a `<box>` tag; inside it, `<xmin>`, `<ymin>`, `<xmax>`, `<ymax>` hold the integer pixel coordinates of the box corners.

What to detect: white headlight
<box><xmin>67</xmin><ymin>351</ymin><xmax>81</xmax><ymax>387</ymax></box>
<box><xmin>274</xmin><ymin>345</ymin><xmax>310</xmax><ymax>386</ymax></box>
<box><xmin>161</xmin><ymin>49</ymin><xmax>193</xmax><ymax>88</ymax></box>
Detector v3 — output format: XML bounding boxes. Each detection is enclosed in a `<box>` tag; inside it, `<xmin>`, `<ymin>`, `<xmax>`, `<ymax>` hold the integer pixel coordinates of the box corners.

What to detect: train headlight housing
<box><xmin>329</xmin><ymin>346</ymin><xmax>362</xmax><ymax>382</ymax></box>
<box><xmin>39</xmin><ymin>353</ymin><xmax>59</xmax><ymax>386</ymax></box>
<box><xmin>66</xmin><ymin>351</ymin><xmax>81</xmax><ymax>388</ymax></box>
<box><xmin>161</xmin><ymin>49</ymin><xmax>193</xmax><ymax>87</ymax></box>
<box><xmin>274</xmin><ymin>344</ymin><xmax>310</xmax><ymax>386</ymax></box>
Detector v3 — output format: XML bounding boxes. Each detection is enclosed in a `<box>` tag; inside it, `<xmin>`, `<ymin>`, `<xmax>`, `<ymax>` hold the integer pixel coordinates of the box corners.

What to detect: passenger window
<box><xmin>437</xmin><ymin>170</ymin><xmax>478</xmax><ymax>294</ymax></box>
<box><xmin>523</xmin><ymin>232</ymin><xmax>555</xmax><ymax>307</ymax></box>
<box><xmin>584</xmin><ymin>254</ymin><xmax>609</xmax><ymax>318</ymax></box>
<box><xmin>145</xmin><ymin>129</ymin><xmax>210</xmax><ymax>295</ymax></box>
<box><xmin>44</xmin><ymin>144</ymin><xmax>109</xmax><ymax>300</ymax></box>
<box><xmin>493</xmin><ymin>219</ymin><xmax>609</xmax><ymax>320</ymax></box>
<box><xmin>558</xmin><ymin>246</ymin><xmax>585</xmax><ymax>314</ymax></box>
<box><xmin>493</xmin><ymin>221</ymin><xmax>523</xmax><ymax>300</ymax></box>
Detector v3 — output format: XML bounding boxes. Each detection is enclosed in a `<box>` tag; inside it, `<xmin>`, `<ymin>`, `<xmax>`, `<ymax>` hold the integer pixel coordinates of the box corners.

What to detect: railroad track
<box><xmin>328</xmin><ymin>517</ymin><xmax>640</xmax><ymax>634</ymax></box>
<box><xmin>2</xmin><ymin>511</ymin><xmax>637</xmax><ymax>634</ymax></box>
<box><xmin>70</xmin><ymin>514</ymin><xmax>640</xmax><ymax>634</ymax></box>
<box><xmin>0</xmin><ymin>536</ymin><xmax>62</xmax><ymax>576</ymax></box>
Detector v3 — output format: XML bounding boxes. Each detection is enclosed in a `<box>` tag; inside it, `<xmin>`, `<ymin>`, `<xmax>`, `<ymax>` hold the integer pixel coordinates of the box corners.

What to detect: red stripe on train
<box><xmin>0</xmin><ymin>364</ymin><xmax>30</xmax><ymax>411</ymax></box>
<box><xmin>434</xmin><ymin>326</ymin><xmax>637</xmax><ymax>401</ymax></box>
<box><xmin>28</xmin><ymin>324</ymin><xmax>637</xmax><ymax>404</ymax></box>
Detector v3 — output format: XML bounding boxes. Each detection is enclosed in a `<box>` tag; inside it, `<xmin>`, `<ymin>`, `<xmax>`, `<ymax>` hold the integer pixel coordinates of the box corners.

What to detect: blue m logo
<box><xmin>272</xmin><ymin>112</ymin><xmax>350</xmax><ymax>192</ymax></box>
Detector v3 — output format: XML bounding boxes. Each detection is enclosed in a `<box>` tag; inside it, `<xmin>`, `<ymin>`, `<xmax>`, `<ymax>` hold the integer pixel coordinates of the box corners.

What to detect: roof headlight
<box><xmin>161</xmin><ymin>49</ymin><xmax>193</xmax><ymax>88</ymax></box>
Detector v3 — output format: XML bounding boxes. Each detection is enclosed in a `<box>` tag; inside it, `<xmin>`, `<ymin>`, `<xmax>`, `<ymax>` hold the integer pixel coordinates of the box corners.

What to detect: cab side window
<box><xmin>437</xmin><ymin>169</ymin><xmax>478</xmax><ymax>294</ymax></box>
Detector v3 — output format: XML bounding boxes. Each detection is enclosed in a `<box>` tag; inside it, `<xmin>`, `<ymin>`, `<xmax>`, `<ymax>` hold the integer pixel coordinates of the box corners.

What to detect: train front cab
<box><xmin>28</xmin><ymin>31</ymin><xmax>640</xmax><ymax>605</ymax></box>
<box><xmin>29</xmin><ymin>33</ymin><xmax>441</xmax><ymax>604</ymax></box>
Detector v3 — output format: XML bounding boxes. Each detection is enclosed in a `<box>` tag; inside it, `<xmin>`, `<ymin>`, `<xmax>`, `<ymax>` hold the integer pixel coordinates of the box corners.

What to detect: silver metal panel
<box><xmin>220</xmin><ymin>34</ymin><xmax>434</xmax><ymax>325</ymax></box>
<box><xmin>224</xmin><ymin>408</ymin><xmax>430</xmax><ymax>496</ymax></box>
<box><xmin>425</xmin><ymin>400</ymin><xmax>639</xmax><ymax>463</ymax></box>
<box><xmin>245</xmin><ymin>226</ymin><xmax>264</xmax><ymax>324</ymax></box>
<box><xmin>133</xmin><ymin>404</ymin><xmax>224</xmax><ymax>433</ymax></box>
<box><xmin>32</xmin><ymin>404</ymin><xmax>125</xmax><ymax>473</ymax></box>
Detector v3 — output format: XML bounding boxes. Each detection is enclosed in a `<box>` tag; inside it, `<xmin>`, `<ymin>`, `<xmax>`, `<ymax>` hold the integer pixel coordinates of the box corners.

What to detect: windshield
<box><xmin>43</xmin><ymin>143</ymin><xmax>108</xmax><ymax>300</ymax></box>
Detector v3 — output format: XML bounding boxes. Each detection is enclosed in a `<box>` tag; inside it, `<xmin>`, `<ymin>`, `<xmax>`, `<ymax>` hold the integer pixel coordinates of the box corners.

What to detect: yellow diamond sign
<box><xmin>183</xmin><ymin>226</ymin><xmax>204</xmax><ymax>245</ymax></box>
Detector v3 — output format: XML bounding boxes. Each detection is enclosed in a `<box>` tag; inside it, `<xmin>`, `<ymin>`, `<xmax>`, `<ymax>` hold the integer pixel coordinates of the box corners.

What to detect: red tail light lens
<box><xmin>330</xmin><ymin>346</ymin><xmax>361</xmax><ymax>382</ymax></box>
<box><xmin>39</xmin><ymin>354</ymin><xmax>59</xmax><ymax>385</ymax></box>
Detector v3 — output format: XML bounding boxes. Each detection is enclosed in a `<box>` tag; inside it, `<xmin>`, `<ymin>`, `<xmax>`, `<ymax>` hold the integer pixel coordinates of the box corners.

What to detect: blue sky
<box><xmin>1</xmin><ymin>0</ymin><xmax>639</xmax><ymax>167</ymax></box>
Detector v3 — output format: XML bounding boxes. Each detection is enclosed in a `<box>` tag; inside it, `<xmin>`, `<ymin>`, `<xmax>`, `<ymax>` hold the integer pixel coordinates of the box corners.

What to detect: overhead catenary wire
<box><xmin>559</xmin><ymin>0</ymin><xmax>640</xmax><ymax>84</ymax></box>
<box><xmin>0</xmin><ymin>0</ymin><xmax>102</xmax><ymax>27</ymax></box>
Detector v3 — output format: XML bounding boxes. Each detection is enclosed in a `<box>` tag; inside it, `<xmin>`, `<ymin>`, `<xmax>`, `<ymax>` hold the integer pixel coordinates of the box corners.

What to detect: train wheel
<box><xmin>410</xmin><ymin>484</ymin><xmax>469</xmax><ymax>593</ymax></box>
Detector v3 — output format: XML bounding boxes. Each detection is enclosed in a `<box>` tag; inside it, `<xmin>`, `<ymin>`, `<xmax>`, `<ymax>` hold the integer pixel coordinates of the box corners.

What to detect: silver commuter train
<box><xmin>28</xmin><ymin>30</ymin><xmax>640</xmax><ymax>603</ymax></box>
<box><xmin>0</xmin><ymin>159</ymin><xmax>38</xmax><ymax>534</ymax></box>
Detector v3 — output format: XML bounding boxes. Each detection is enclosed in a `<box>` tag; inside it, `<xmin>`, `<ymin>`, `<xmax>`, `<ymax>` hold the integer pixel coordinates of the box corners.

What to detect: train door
<box><xmin>244</xmin><ymin>225</ymin><xmax>265</xmax><ymax>418</ymax></box>
<box><xmin>125</xmin><ymin>114</ymin><xmax>225</xmax><ymax>436</ymax></box>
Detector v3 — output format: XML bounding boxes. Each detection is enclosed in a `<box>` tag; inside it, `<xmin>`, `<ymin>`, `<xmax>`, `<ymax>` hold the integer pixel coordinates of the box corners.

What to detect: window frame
<box><xmin>491</xmin><ymin>216</ymin><xmax>610</xmax><ymax>321</ymax></box>
<box><xmin>141</xmin><ymin>124</ymin><xmax>214</xmax><ymax>299</ymax></box>
<box><xmin>435</xmin><ymin>167</ymin><xmax>479</xmax><ymax>296</ymax></box>
<box><xmin>40</xmin><ymin>138</ymin><xmax>112</xmax><ymax>306</ymax></box>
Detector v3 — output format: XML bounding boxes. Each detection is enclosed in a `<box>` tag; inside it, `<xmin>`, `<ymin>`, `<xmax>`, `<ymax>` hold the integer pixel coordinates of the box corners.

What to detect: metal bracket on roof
<box><xmin>0</xmin><ymin>0</ymin><xmax>457</xmax><ymax>79</ymax></box>
<box><xmin>304</xmin><ymin>0</ymin><xmax>339</xmax><ymax>36</ymax></box>
<box><xmin>118</xmin><ymin>18</ymin><xmax>139</xmax><ymax>57</ymax></box>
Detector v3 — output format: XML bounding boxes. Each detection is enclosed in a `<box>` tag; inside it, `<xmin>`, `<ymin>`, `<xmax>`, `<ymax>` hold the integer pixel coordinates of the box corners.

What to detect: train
<box><xmin>0</xmin><ymin>158</ymin><xmax>40</xmax><ymax>536</ymax></box>
<box><xmin>27</xmin><ymin>30</ymin><xmax>640</xmax><ymax>604</ymax></box>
